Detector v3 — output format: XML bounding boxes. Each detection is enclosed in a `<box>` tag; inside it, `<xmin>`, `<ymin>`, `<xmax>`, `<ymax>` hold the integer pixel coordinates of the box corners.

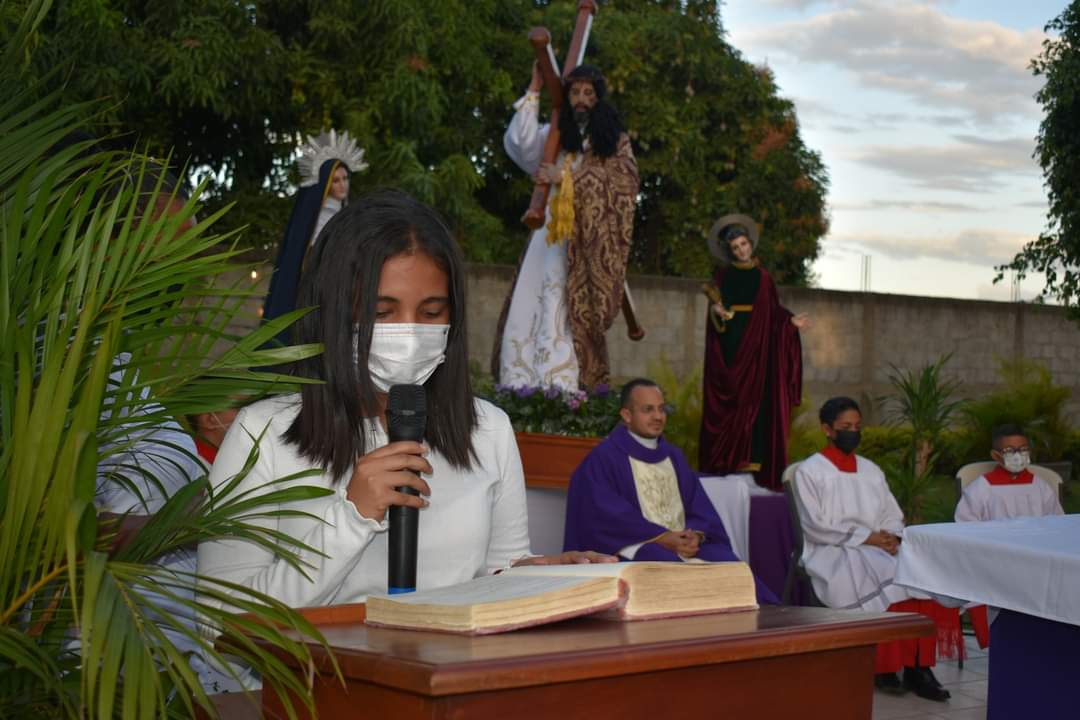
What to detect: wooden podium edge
<box><xmin>266</xmin><ymin>607</ymin><xmax>934</xmax><ymax>697</ymax></box>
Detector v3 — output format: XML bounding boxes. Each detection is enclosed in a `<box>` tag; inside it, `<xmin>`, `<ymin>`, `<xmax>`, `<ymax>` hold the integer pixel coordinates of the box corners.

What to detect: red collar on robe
<box><xmin>195</xmin><ymin>438</ymin><xmax>218</xmax><ymax>464</ymax></box>
<box><xmin>985</xmin><ymin>465</ymin><xmax>1034</xmax><ymax>485</ymax></box>
<box><xmin>821</xmin><ymin>445</ymin><xmax>857</xmax><ymax>473</ymax></box>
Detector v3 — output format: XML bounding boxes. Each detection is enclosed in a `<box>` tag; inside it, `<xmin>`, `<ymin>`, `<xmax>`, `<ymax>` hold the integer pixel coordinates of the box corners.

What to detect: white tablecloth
<box><xmin>699</xmin><ymin>473</ymin><xmax>772</xmax><ymax>564</ymax></box>
<box><xmin>895</xmin><ymin>514</ymin><xmax>1080</xmax><ymax>627</ymax></box>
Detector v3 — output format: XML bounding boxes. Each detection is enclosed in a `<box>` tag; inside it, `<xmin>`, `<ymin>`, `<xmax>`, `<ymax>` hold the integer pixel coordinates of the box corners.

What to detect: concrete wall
<box><xmin>465</xmin><ymin>265</ymin><xmax>1080</xmax><ymax>423</ymax></box>
<box><xmin>229</xmin><ymin>262</ymin><xmax>1080</xmax><ymax>423</ymax></box>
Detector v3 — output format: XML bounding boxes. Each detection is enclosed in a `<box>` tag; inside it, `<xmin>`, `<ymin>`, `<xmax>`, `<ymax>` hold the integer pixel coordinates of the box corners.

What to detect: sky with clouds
<box><xmin>722</xmin><ymin>0</ymin><xmax>1065</xmax><ymax>301</ymax></box>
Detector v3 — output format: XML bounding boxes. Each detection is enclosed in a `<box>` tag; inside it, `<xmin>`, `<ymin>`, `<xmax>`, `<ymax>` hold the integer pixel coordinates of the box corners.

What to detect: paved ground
<box><xmin>873</xmin><ymin>635</ymin><xmax>989</xmax><ymax>720</ymax></box>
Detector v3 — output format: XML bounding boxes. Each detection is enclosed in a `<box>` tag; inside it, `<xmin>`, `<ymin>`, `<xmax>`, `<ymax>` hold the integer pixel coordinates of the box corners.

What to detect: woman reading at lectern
<box><xmin>198</xmin><ymin>192</ymin><xmax>611</xmax><ymax>657</ymax></box>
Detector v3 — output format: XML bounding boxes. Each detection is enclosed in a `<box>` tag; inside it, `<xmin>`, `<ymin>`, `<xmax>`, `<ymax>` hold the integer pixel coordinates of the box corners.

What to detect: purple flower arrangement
<box><xmin>487</xmin><ymin>383</ymin><xmax>621</xmax><ymax>436</ymax></box>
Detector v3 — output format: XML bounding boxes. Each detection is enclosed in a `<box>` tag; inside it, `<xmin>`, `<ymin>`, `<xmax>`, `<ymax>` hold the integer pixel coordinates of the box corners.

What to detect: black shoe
<box><xmin>874</xmin><ymin>672</ymin><xmax>906</xmax><ymax>695</ymax></box>
<box><xmin>903</xmin><ymin>666</ymin><xmax>951</xmax><ymax>702</ymax></box>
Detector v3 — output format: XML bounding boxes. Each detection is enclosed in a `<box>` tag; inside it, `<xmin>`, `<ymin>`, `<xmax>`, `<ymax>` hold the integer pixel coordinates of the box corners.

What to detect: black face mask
<box><xmin>832</xmin><ymin>429</ymin><xmax>861</xmax><ymax>454</ymax></box>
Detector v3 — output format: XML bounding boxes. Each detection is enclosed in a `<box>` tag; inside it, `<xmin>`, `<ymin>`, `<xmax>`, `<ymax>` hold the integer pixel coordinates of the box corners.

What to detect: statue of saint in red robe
<box><xmin>698</xmin><ymin>215</ymin><xmax>805</xmax><ymax>491</ymax></box>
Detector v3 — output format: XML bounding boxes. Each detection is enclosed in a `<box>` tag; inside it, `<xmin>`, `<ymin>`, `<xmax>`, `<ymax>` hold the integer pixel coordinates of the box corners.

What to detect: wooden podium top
<box><xmin>274</xmin><ymin>605</ymin><xmax>932</xmax><ymax>698</ymax></box>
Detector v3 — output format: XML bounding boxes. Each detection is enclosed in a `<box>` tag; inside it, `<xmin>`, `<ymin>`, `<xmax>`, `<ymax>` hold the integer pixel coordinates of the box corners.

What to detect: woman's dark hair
<box><xmin>558</xmin><ymin>65</ymin><xmax>625</xmax><ymax>158</ymax></box>
<box><xmin>722</xmin><ymin>224</ymin><xmax>750</xmax><ymax>246</ymax></box>
<box><xmin>285</xmin><ymin>190</ymin><xmax>477</xmax><ymax>477</ymax></box>
<box><xmin>819</xmin><ymin>396</ymin><xmax>861</xmax><ymax>426</ymax></box>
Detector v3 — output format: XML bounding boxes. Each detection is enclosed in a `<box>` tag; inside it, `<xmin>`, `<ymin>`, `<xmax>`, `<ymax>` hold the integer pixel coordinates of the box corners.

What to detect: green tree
<box><xmin>998</xmin><ymin>1</ymin><xmax>1080</xmax><ymax>311</ymax></box>
<box><xmin>8</xmin><ymin>0</ymin><xmax>828</xmax><ymax>284</ymax></box>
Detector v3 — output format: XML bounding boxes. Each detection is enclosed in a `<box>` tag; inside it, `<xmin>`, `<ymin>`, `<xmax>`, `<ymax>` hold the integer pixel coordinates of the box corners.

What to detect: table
<box><xmin>261</xmin><ymin>605</ymin><xmax>932</xmax><ymax>720</ymax></box>
<box><xmin>896</xmin><ymin>514</ymin><xmax>1080</xmax><ymax>719</ymax></box>
<box><xmin>748</xmin><ymin>490</ymin><xmax>809</xmax><ymax>603</ymax></box>
<box><xmin>700</xmin><ymin>476</ymin><xmax>808</xmax><ymax>603</ymax></box>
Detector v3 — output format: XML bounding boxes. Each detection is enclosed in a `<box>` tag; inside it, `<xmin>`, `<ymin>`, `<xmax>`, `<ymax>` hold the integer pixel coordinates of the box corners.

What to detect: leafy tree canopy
<box><xmin>999</xmin><ymin>1</ymin><xmax>1080</xmax><ymax>310</ymax></box>
<box><xmin>8</xmin><ymin>0</ymin><xmax>829</xmax><ymax>284</ymax></box>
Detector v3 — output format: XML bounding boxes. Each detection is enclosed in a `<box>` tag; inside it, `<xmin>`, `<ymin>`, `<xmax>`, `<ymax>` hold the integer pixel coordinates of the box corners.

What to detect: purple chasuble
<box><xmin>562</xmin><ymin>424</ymin><xmax>737</xmax><ymax>559</ymax></box>
<box><xmin>563</xmin><ymin>425</ymin><xmax>778</xmax><ymax>604</ymax></box>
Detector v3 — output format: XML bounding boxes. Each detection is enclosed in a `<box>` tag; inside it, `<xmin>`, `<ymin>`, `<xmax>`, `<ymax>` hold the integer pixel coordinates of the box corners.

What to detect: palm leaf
<box><xmin>1</xmin><ymin>6</ymin><xmax>339</xmax><ymax>715</ymax></box>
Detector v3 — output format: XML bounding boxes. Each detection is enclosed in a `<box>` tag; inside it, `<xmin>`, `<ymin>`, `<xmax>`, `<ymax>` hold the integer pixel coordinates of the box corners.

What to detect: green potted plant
<box><xmin>1</xmin><ymin>5</ymin><xmax>336</xmax><ymax>715</ymax></box>
<box><xmin>483</xmin><ymin>383</ymin><xmax>619</xmax><ymax>488</ymax></box>
<box><xmin>878</xmin><ymin>354</ymin><xmax>965</xmax><ymax>523</ymax></box>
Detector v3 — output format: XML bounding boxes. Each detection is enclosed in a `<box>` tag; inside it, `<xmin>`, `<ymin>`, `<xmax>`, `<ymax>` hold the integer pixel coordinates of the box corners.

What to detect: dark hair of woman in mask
<box><xmin>819</xmin><ymin>396</ymin><xmax>861</xmax><ymax>426</ymax></box>
<box><xmin>557</xmin><ymin>64</ymin><xmax>626</xmax><ymax>159</ymax></box>
<box><xmin>284</xmin><ymin>190</ymin><xmax>477</xmax><ymax>478</ymax></box>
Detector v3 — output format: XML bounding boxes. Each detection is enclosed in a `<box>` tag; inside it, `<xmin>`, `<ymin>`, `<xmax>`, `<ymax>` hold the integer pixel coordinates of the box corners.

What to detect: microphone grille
<box><xmin>387</xmin><ymin>384</ymin><xmax>427</xmax><ymax>438</ymax></box>
<box><xmin>388</xmin><ymin>384</ymin><xmax>427</xmax><ymax>415</ymax></box>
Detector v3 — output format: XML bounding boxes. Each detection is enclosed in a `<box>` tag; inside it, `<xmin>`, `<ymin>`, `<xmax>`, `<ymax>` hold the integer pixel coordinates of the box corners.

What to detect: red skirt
<box><xmin>875</xmin><ymin>599</ymin><xmax>963</xmax><ymax>672</ymax></box>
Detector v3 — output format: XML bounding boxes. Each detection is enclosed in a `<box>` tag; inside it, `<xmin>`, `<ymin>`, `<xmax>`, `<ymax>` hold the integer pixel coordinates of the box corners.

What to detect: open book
<box><xmin>365</xmin><ymin>561</ymin><xmax>757</xmax><ymax>635</ymax></box>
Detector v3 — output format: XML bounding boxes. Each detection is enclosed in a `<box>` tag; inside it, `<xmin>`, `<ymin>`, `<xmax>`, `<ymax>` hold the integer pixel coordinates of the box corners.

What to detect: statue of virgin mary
<box><xmin>262</xmin><ymin>130</ymin><xmax>367</xmax><ymax>329</ymax></box>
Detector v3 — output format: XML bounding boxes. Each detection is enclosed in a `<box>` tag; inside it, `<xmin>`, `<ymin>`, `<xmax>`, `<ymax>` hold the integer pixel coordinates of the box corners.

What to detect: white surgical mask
<box><xmin>356</xmin><ymin>323</ymin><xmax>449</xmax><ymax>392</ymax></box>
<box><xmin>1002</xmin><ymin>450</ymin><xmax>1030</xmax><ymax>474</ymax></box>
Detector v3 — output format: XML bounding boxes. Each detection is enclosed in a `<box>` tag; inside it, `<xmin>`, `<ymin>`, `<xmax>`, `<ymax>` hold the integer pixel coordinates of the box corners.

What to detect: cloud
<box><xmin>741</xmin><ymin>1</ymin><xmax>1047</xmax><ymax>125</ymax></box>
<box><xmin>828</xmin><ymin>227</ymin><xmax>1033</xmax><ymax>266</ymax></box>
<box><xmin>757</xmin><ymin>0</ymin><xmax>834</xmax><ymax>9</ymax></box>
<box><xmin>832</xmin><ymin>199</ymin><xmax>983</xmax><ymax>212</ymax></box>
<box><xmin>854</xmin><ymin>134</ymin><xmax>1037</xmax><ymax>192</ymax></box>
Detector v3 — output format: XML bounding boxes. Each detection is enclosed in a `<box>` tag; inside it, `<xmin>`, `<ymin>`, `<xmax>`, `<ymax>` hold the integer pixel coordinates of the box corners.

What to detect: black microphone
<box><xmin>387</xmin><ymin>384</ymin><xmax>426</xmax><ymax>594</ymax></box>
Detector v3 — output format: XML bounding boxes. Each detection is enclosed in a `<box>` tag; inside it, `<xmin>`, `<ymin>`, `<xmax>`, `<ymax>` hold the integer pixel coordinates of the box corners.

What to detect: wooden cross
<box><xmin>521</xmin><ymin>0</ymin><xmax>598</xmax><ymax>229</ymax></box>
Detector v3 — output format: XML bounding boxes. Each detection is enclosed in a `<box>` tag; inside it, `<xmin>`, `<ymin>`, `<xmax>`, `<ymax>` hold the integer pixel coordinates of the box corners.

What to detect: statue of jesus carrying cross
<box><xmin>491</xmin><ymin>0</ymin><xmax>641</xmax><ymax>391</ymax></box>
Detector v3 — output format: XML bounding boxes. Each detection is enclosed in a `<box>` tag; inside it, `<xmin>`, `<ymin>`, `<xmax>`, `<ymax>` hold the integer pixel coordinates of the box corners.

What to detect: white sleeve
<box><xmin>96</xmin><ymin>405</ymin><xmax>202</xmax><ymax>515</ymax></box>
<box><xmin>792</xmin><ymin>462</ymin><xmax>871</xmax><ymax>548</ymax></box>
<box><xmin>1041</xmin><ymin>479</ymin><xmax>1065</xmax><ymax>516</ymax></box>
<box><xmin>196</xmin><ymin>409</ymin><xmax>387</xmax><ymax>612</ymax></box>
<box><xmin>503</xmin><ymin>92</ymin><xmax>550</xmax><ymax>176</ymax></box>
<box><xmin>875</xmin><ymin>470</ymin><xmax>906</xmax><ymax>534</ymax></box>
<box><xmin>954</xmin><ymin>480</ymin><xmax>987</xmax><ymax>522</ymax></box>
<box><xmin>482</xmin><ymin>414</ymin><xmax>533</xmax><ymax>574</ymax></box>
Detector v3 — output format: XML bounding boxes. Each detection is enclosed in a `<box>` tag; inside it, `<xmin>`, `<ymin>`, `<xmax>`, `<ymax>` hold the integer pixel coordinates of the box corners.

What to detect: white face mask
<box><xmin>356</xmin><ymin>323</ymin><xmax>450</xmax><ymax>392</ymax></box>
<box><xmin>1002</xmin><ymin>450</ymin><xmax>1030</xmax><ymax>474</ymax></box>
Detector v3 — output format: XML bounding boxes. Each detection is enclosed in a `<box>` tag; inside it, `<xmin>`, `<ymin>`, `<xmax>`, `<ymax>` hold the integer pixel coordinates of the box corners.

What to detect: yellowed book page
<box><xmin>369</xmin><ymin>573</ymin><xmax>605</xmax><ymax>607</ymax></box>
<box><xmin>504</xmin><ymin>561</ymin><xmax>756</xmax><ymax>619</ymax></box>
<box><xmin>502</xmin><ymin>560</ymin><xmax>746</xmax><ymax>579</ymax></box>
<box><xmin>366</xmin><ymin>574</ymin><xmax>622</xmax><ymax>634</ymax></box>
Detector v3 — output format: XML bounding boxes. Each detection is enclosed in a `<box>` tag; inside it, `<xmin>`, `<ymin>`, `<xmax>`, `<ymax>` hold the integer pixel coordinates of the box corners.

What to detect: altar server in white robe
<box><xmin>955</xmin><ymin>423</ymin><xmax>1064</xmax><ymax>522</ymax></box>
<box><xmin>792</xmin><ymin>397</ymin><xmax>956</xmax><ymax>701</ymax></box>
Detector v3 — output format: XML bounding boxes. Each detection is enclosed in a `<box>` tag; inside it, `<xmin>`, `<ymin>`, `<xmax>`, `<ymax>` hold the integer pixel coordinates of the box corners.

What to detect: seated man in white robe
<box><xmin>793</xmin><ymin>397</ymin><xmax>958</xmax><ymax>701</ymax></box>
<box><xmin>955</xmin><ymin>423</ymin><xmax>1064</xmax><ymax>522</ymax></box>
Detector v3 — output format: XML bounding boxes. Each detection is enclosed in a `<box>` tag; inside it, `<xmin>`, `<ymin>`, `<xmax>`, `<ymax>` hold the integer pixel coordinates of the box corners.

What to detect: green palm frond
<box><xmin>1</xmin><ymin>4</ymin><xmax>340</xmax><ymax>716</ymax></box>
<box><xmin>879</xmin><ymin>354</ymin><xmax>965</xmax><ymax>440</ymax></box>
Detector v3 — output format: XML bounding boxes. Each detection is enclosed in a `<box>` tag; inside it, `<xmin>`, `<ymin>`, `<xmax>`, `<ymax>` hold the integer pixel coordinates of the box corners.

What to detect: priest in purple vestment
<box><xmin>563</xmin><ymin>378</ymin><xmax>777</xmax><ymax>603</ymax></box>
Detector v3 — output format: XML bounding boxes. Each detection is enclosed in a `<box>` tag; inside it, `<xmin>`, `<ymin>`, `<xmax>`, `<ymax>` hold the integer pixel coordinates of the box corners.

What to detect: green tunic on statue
<box><xmin>715</xmin><ymin>264</ymin><xmax>769</xmax><ymax>470</ymax></box>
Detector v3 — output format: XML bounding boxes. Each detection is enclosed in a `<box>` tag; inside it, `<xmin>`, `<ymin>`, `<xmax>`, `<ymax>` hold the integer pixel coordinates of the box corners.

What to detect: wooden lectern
<box><xmin>255</xmin><ymin>605</ymin><xmax>931</xmax><ymax>719</ymax></box>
